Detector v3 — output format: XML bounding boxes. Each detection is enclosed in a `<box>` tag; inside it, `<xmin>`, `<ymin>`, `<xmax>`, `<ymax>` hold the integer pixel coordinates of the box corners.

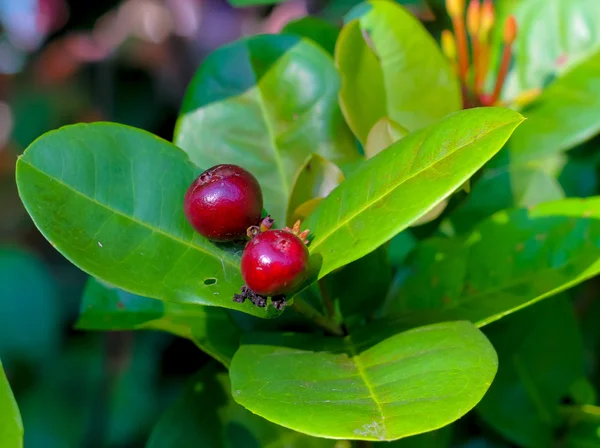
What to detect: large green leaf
<box><xmin>385</xmin><ymin>197</ymin><xmax>600</xmax><ymax>328</ymax></box>
<box><xmin>450</xmin><ymin>154</ymin><xmax>566</xmax><ymax>234</ymax></box>
<box><xmin>477</xmin><ymin>297</ymin><xmax>583</xmax><ymax>447</ymax></box>
<box><xmin>0</xmin><ymin>360</ymin><xmax>23</xmax><ymax>448</ymax></box>
<box><xmin>281</xmin><ymin>17</ymin><xmax>340</xmax><ymax>57</ymax></box>
<box><xmin>0</xmin><ymin>247</ymin><xmax>61</xmax><ymax>366</ymax></box>
<box><xmin>336</xmin><ymin>1</ymin><xmax>461</xmax><ymax>144</ymax></box>
<box><xmin>230</xmin><ymin>321</ymin><xmax>497</xmax><ymax>441</ymax></box>
<box><xmin>502</xmin><ymin>0</ymin><xmax>600</xmax><ymax>98</ymax></box>
<box><xmin>148</xmin><ymin>363</ymin><xmax>335</xmax><ymax>448</ymax></box>
<box><xmin>76</xmin><ymin>278</ymin><xmax>240</xmax><ymax>368</ymax></box>
<box><xmin>16</xmin><ymin>123</ymin><xmax>275</xmax><ymax>318</ymax></box>
<box><xmin>305</xmin><ymin>108</ymin><xmax>524</xmax><ymax>279</ymax></box>
<box><xmin>174</xmin><ymin>34</ymin><xmax>358</xmax><ymax>225</ymax></box>
<box><xmin>507</xmin><ymin>50</ymin><xmax>600</xmax><ymax>164</ymax></box>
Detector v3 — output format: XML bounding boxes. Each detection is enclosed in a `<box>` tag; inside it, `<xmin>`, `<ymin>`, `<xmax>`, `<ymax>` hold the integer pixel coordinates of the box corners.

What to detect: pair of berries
<box><xmin>184</xmin><ymin>164</ymin><xmax>309</xmax><ymax>305</ymax></box>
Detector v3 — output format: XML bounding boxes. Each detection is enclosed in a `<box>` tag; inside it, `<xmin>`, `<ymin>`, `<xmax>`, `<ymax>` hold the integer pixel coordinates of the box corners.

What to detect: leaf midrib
<box><xmin>345</xmin><ymin>334</ymin><xmax>389</xmax><ymax>439</ymax></box>
<box><xmin>18</xmin><ymin>158</ymin><xmax>239</xmax><ymax>269</ymax></box>
<box><xmin>310</xmin><ymin>118</ymin><xmax>522</xmax><ymax>253</ymax></box>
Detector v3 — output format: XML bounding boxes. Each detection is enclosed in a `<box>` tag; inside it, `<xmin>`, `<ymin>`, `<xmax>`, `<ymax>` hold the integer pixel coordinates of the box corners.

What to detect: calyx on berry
<box><xmin>184</xmin><ymin>164</ymin><xmax>263</xmax><ymax>242</ymax></box>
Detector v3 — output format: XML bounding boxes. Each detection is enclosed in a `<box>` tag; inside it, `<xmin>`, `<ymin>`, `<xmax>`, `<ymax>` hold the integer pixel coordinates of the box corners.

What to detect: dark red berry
<box><xmin>241</xmin><ymin>229</ymin><xmax>309</xmax><ymax>296</ymax></box>
<box><xmin>184</xmin><ymin>164</ymin><xmax>263</xmax><ymax>242</ymax></box>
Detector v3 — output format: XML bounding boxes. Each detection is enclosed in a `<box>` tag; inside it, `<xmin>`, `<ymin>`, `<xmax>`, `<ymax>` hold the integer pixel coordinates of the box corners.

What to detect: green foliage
<box><xmin>0</xmin><ymin>248</ymin><xmax>61</xmax><ymax>366</ymax></box>
<box><xmin>337</xmin><ymin>1</ymin><xmax>460</xmax><ymax>143</ymax></box>
<box><xmin>15</xmin><ymin>123</ymin><xmax>276</xmax><ymax>318</ymax></box>
<box><xmin>77</xmin><ymin>278</ymin><xmax>241</xmax><ymax>367</ymax></box>
<box><xmin>386</xmin><ymin>198</ymin><xmax>600</xmax><ymax>328</ymax></box>
<box><xmin>148</xmin><ymin>363</ymin><xmax>336</xmax><ymax>447</ymax></box>
<box><xmin>306</xmin><ymin>107</ymin><xmax>523</xmax><ymax>279</ymax></box>
<box><xmin>0</xmin><ymin>360</ymin><xmax>23</xmax><ymax>448</ymax></box>
<box><xmin>174</xmin><ymin>34</ymin><xmax>358</xmax><ymax>226</ymax></box>
<box><xmin>477</xmin><ymin>297</ymin><xmax>583</xmax><ymax>446</ymax></box>
<box><xmin>12</xmin><ymin>0</ymin><xmax>600</xmax><ymax>445</ymax></box>
<box><xmin>230</xmin><ymin>321</ymin><xmax>497</xmax><ymax>441</ymax></box>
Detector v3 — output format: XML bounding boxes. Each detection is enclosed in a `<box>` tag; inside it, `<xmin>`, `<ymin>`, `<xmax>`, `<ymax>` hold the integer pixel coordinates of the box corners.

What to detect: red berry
<box><xmin>241</xmin><ymin>230</ymin><xmax>309</xmax><ymax>296</ymax></box>
<box><xmin>184</xmin><ymin>164</ymin><xmax>263</xmax><ymax>242</ymax></box>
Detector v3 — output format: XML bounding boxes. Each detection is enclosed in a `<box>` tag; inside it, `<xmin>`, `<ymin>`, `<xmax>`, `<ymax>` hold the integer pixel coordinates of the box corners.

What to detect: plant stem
<box><xmin>292</xmin><ymin>297</ymin><xmax>344</xmax><ymax>336</ymax></box>
<box><xmin>451</xmin><ymin>15</ymin><xmax>469</xmax><ymax>83</ymax></box>
<box><xmin>318</xmin><ymin>279</ymin><xmax>336</xmax><ymax>319</ymax></box>
<box><xmin>491</xmin><ymin>43</ymin><xmax>512</xmax><ymax>104</ymax></box>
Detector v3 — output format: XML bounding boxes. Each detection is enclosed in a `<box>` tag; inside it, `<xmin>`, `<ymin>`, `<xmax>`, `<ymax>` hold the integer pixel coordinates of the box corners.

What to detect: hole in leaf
<box><xmin>204</xmin><ymin>278</ymin><xmax>217</xmax><ymax>285</ymax></box>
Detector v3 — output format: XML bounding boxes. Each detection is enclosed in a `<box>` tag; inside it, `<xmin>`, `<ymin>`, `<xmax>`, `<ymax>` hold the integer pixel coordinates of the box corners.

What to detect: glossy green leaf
<box><xmin>386</xmin><ymin>197</ymin><xmax>600</xmax><ymax>328</ymax></box>
<box><xmin>323</xmin><ymin>246</ymin><xmax>391</xmax><ymax>323</ymax></box>
<box><xmin>174</xmin><ymin>34</ymin><xmax>358</xmax><ymax>225</ymax></box>
<box><xmin>450</xmin><ymin>154</ymin><xmax>566</xmax><ymax>234</ymax></box>
<box><xmin>16</xmin><ymin>123</ymin><xmax>275</xmax><ymax>318</ymax></box>
<box><xmin>365</xmin><ymin>117</ymin><xmax>408</xmax><ymax>160</ymax></box>
<box><xmin>477</xmin><ymin>297</ymin><xmax>583</xmax><ymax>447</ymax></box>
<box><xmin>287</xmin><ymin>154</ymin><xmax>344</xmax><ymax>226</ymax></box>
<box><xmin>76</xmin><ymin>278</ymin><xmax>240</xmax><ymax>367</ymax></box>
<box><xmin>148</xmin><ymin>363</ymin><xmax>336</xmax><ymax>448</ymax></box>
<box><xmin>281</xmin><ymin>17</ymin><xmax>340</xmax><ymax>56</ymax></box>
<box><xmin>562</xmin><ymin>405</ymin><xmax>600</xmax><ymax>448</ymax></box>
<box><xmin>305</xmin><ymin>107</ymin><xmax>524</xmax><ymax>279</ymax></box>
<box><xmin>0</xmin><ymin>247</ymin><xmax>61</xmax><ymax>366</ymax></box>
<box><xmin>0</xmin><ymin>360</ymin><xmax>23</xmax><ymax>448</ymax></box>
<box><xmin>230</xmin><ymin>321</ymin><xmax>497</xmax><ymax>441</ymax></box>
<box><xmin>336</xmin><ymin>1</ymin><xmax>461</xmax><ymax>144</ymax></box>
<box><xmin>507</xmin><ymin>50</ymin><xmax>600</xmax><ymax>164</ymax></box>
<box><xmin>502</xmin><ymin>0</ymin><xmax>600</xmax><ymax>98</ymax></box>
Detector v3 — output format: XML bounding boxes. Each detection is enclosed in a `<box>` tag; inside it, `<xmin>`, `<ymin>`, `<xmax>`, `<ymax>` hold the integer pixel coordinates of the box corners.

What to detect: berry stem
<box><xmin>318</xmin><ymin>279</ymin><xmax>336</xmax><ymax>320</ymax></box>
<box><xmin>292</xmin><ymin>297</ymin><xmax>344</xmax><ymax>336</ymax></box>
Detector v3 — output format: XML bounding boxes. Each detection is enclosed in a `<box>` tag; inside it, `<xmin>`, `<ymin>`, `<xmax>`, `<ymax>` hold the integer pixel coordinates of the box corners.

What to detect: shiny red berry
<box><xmin>184</xmin><ymin>164</ymin><xmax>263</xmax><ymax>242</ymax></box>
<box><xmin>241</xmin><ymin>229</ymin><xmax>309</xmax><ymax>296</ymax></box>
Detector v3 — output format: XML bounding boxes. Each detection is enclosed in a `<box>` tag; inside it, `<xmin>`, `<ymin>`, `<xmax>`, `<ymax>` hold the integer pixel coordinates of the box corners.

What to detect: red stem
<box><xmin>491</xmin><ymin>43</ymin><xmax>512</xmax><ymax>104</ymax></box>
<box><xmin>452</xmin><ymin>16</ymin><xmax>469</xmax><ymax>83</ymax></box>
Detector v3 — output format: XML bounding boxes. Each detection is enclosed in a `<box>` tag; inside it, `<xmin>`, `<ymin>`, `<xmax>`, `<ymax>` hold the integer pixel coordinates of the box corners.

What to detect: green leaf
<box><xmin>305</xmin><ymin>107</ymin><xmax>524</xmax><ymax>280</ymax></box>
<box><xmin>148</xmin><ymin>363</ymin><xmax>336</xmax><ymax>448</ymax></box>
<box><xmin>385</xmin><ymin>197</ymin><xmax>600</xmax><ymax>328</ymax></box>
<box><xmin>562</xmin><ymin>405</ymin><xmax>600</xmax><ymax>448</ymax></box>
<box><xmin>323</xmin><ymin>246</ymin><xmax>391</xmax><ymax>323</ymax></box>
<box><xmin>287</xmin><ymin>154</ymin><xmax>344</xmax><ymax>226</ymax></box>
<box><xmin>174</xmin><ymin>34</ymin><xmax>358</xmax><ymax>225</ymax></box>
<box><xmin>365</xmin><ymin>117</ymin><xmax>408</xmax><ymax>160</ymax></box>
<box><xmin>502</xmin><ymin>0</ymin><xmax>600</xmax><ymax>98</ymax></box>
<box><xmin>227</xmin><ymin>0</ymin><xmax>285</xmax><ymax>6</ymax></box>
<box><xmin>281</xmin><ymin>17</ymin><xmax>340</xmax><ymax>57</ymax></box>
<box><xmin>76</xmin><ymin>278</ymin><xmax>240</xmax><ymax>368</ymax></box>
<box><xmin>336</xmin><ymin>1</ymin><xmax>461</xmax><ymax>144</ymax></box>
<box><xmin>477</xmin><ymin>297</ymin><xmax>583</xmax><ymax>447</ymax></box>
<box><xmin>507</xmin><ymin>50</ymin><xmax>600</xmax><ymax>164</ymax></box>
<box><xmin>0</xmin><ymin>360</ymin><xmax>23</xmax><ymax>448</ymax></box>
<box><xmin>230</xmin><ymin>321</ymin><xmax>497</xmax><ymax>441</ymax></box>
<box><xmin>0</xmin><ymin>247</ymin><xmax>61</xmax><ymax>366</ymax></box>
<box><xmin>16</xmin><ymin>122</ymin><xmax>275</xmax><ymax>318</ymax></box>
<box><xmin>450</xmin><ymin>154</ymin><xmax>566</xmax><ymax>234</ymax></box>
